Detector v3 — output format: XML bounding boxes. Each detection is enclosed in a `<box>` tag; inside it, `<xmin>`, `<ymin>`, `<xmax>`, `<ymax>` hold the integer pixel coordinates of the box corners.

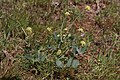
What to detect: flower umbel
<box><xmin>47</xmin><ymin>27</ymin><xmax>52</xmax><ymax>32</ymax></box>
<box><xmin>26</xmin><ymin>27</ymin><xmax>32</xmax><ymax>35</ymax></box>
<box><xmin>80</xmin><ymin>41</ymin><xmax>86</xmax><ymax>46</ymax></box>
<box><xmin>78</xmin><ymin>28</ymin><xmax>84</xmax><ymax>32</ymax></box>
<box><xmin>65</xmin><ymin>12</ymin><xmax>70</xmax><ymax>16</ymax></box>
<box><xmin>57</xmin><ymin>49</ymin><xmax>62</xmax><ymax>55</ymax></box>
<box><xmin>85</xmin><ymin>5</ymin><xmax>91</xmax><ymax>11</ymax></box>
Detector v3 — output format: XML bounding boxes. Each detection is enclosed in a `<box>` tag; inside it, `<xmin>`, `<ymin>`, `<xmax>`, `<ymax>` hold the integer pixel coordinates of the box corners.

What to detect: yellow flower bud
<box><xmin>80</xmin><ymin>41</ymin><xmax>86</xmax><ymax>46</ymax></box>
<box><xmin>85</xmin><ymin>5</ymin><xmax>91</xmax><ymax>11</ymax></box>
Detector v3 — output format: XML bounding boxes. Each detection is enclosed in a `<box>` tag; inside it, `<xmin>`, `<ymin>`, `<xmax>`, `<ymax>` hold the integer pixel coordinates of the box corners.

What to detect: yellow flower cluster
<box><xmin>26</xmin><ymin>27</ymin><xmax>32</xmax><ymax>35</ymax></box>
<box><xmin>80</xmin><ymin>41</ymin><xmax>86</xmax><ymax>46</ymax></box>
<box><xmin>57</xmin><ymin>49</ymin><xmax>62</xmax><ymax>55</ymax></box>
<box><xmin>47</xmin><ymin>27</ymin><xmax>52</xmax><ymax>32</ymax></box>
<box><xmin>65</xmin><ymin>12</ymin><xmax>70</xmax><ymax>16</ymax></box>
<box><xmin>78</xmin><ymin>28</ymin><xmax>84</xmax><ymax>32</ymax></box>
<box><xmin>85</xmin><ymin>5</ymin><xmax>91</xmax><ymax>11</ymax></box>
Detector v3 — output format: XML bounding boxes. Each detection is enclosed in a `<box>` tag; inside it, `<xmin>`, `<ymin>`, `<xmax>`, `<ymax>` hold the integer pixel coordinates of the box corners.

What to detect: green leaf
<box><xmin>72</xmin><ymin>59</ymin><xmax>80</xmax><ymax>68</ymax></box>
<box><xmin>80</xmin><ymin>45</ymin><xmax>87</xmax><ymax>54</ymax></box>
<box><xmin>71</xmin><ymin>46</ymin><xmax>77</xmax><ymax>55</ymax></box>
<box><xmin>76</xmin><ymin>47</ymin><xmax>80</xmax><ymax>53</ymax></box>
<box><xmin>56</xmin><ymin>59</ymin><xmax>64</xmax><ymax>68</ymax></box>
<box><xmin>66</xmin><ymin>57</ymin><xmax>73</xmax><ymax>67</ymax></box>
<box><xmin>40</xmin><ymin>54</ymin><xmax>46</xmax><ymax>62</ymax></box>
<box><xmin>34</xmin><ymin>52</ymin><xmax>46</xmax><ymax>62</ymax></box>
<box><xmin>24</xmin><ymin>54</ymin><xmax>33</xmax><ymax>60</ymax></box>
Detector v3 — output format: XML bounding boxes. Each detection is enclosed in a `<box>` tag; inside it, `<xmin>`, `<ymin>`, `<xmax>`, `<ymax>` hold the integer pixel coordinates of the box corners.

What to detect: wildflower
<box><xmin>85</xmin><ymin>5</ymin><xmax>91</xmax><ymax>11</ymax></box>
<box><xmin>26</xmin><ymin>27</ymin><xmax>32</xmax><ymax>35</ymax></box>
<box><xmin>65</xmin><ymin>12</ymin><xmax>70</xmax><ymax>16</ymax></box>
<box><xmin>57</xmin><ymin>49</ymin><xmax>62</xmax><ymax>55</ymax></box>
<box><xmin>80</xmin><ymin>41</ymin><xmax>86</xmax><ymax>46</ymax></box>
<box><xmin>78</xmin><ymin>28</ymin><xmax>84</xmax><ymax>32</ymax></box>
<box><xmin>47</xmin><ymin>27</ymin><xmax>52</xmax><ymax>32</ymax></box>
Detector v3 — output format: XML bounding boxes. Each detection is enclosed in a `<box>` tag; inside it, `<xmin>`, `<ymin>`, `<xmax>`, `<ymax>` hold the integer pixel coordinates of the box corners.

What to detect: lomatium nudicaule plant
<box><xmin>0</xmin><ymin>0</ymin><xmax>119</xmax><ymax>80</ymax></box>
